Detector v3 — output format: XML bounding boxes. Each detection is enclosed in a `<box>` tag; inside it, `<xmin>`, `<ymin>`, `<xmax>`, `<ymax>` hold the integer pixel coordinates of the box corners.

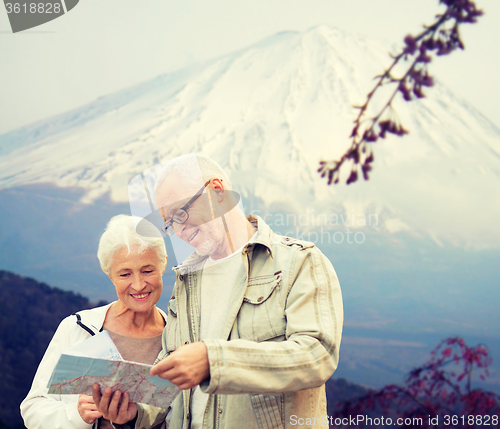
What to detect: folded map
<box><xmin>47</xmin><ymin>331</ymin><xmax>180</xmax><ymax>407</ymax></box>
<box><xmin>48</xmin><ymin>354</ymin><xmax>180</xmax><ymax>407</ymax></box>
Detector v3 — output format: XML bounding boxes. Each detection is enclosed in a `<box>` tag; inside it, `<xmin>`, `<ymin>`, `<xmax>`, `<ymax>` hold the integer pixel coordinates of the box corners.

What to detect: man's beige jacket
<box><xmin>122</xmin><ymin>215</ymin><xmax>343</xmax><ymax>429</ymax></box>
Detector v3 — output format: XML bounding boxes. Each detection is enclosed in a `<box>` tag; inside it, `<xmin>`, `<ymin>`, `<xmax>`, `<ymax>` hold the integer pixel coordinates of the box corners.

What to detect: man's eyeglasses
<box><xmin>160</xmin><ymin>180</ymin><xmax>212</xmax><ymax>236</ymax></box>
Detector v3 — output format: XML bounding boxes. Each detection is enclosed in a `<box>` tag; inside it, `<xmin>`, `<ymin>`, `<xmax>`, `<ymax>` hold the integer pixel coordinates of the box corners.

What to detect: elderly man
<box><xmin>94</xmin><ymin>154</ymin><xmax>343</xmax><ymax>429</ymax></box>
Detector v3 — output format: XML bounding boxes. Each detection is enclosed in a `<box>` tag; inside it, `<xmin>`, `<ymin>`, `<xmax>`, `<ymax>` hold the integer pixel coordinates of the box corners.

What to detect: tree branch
<box><xmin>319</xmin><ymin>0</ymin><xmax>483</xmax><ymax>185</ymax></box>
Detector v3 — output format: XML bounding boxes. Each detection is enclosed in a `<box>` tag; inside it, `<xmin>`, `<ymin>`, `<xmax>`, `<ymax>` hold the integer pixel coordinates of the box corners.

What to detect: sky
<box><xmin>0</xmin><ymin>0</ymin><xmax>499</xmax><ymax>136</ymax></box>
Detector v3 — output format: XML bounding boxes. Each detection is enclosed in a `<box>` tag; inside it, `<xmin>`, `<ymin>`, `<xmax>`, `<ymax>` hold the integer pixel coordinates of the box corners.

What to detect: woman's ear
<box><xmin>162</xmin><ymin>256</ymin><xmax>168</xmax><ymax>274</ymax></box>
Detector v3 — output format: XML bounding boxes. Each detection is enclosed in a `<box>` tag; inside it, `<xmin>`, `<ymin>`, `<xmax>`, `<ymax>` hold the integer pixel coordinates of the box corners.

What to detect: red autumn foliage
<box><xmin>333</xmin><ymin>337</ymin><xmax>500</xmax><ymax>428</ymax></box>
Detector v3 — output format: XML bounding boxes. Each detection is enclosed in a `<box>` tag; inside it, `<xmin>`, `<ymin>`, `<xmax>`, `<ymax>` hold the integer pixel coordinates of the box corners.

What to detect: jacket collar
<box><xmin>76</xmin><ymin>302</ymin><xmax>115</xmax><ymax>334</ymax></box>
<box><xmin>245</xmin><ymin>214</ymin><xmax>274</xmax><ymax>258</ymax></box>
<box><xmin>174</xmin><ymin>215</ymin><xmax>274</xmax><ymax>274</ymax></box>
<box><xmin>76</xmin><ymin>302</ymin><xmax>168</xmax><ymax>333</ymax></box>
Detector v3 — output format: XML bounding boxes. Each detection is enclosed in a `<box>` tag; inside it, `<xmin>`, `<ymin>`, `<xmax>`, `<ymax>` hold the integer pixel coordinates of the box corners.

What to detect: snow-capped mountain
<box><xmin>1</xmin><ymin>25</ymin><xmax>500</xmax><ymax>249</ymax></box>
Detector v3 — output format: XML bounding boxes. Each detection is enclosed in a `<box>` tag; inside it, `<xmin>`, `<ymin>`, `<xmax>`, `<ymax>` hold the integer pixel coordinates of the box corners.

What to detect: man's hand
<box><xmin>77</xmin><ymin>394</ymin><xmax>103</xmax><ymax>424</ymax></box>
<box><xmin>150</xmin><ymin>341</ymin><xmax>209</xmax><ymax>390</ymax></box>
<box><xmin>92</xmin><ymin>383</ymin><xmax>138</xmax><ymax>424</ymax></box>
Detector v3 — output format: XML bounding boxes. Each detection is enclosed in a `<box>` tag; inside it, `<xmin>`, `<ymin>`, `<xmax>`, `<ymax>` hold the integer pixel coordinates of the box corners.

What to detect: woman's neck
<box><xmin>103</xmin><ymin>302</ymin><xmax>164</xmax><ymax>338</ymax></box>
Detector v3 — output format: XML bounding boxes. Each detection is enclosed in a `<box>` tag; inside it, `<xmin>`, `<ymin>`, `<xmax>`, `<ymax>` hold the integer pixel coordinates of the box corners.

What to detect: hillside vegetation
<box><xmin>0</xmin><ymin>271</ymin><xmax>103</xmax><ymax>428</ymax></box>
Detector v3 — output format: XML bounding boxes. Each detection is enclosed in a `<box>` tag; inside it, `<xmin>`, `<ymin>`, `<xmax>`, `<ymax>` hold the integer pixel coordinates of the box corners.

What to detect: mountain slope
<box><xmin>1</xmin><ymin>25</ymin><xmax>499</xmax><ymax>248</ymax></box>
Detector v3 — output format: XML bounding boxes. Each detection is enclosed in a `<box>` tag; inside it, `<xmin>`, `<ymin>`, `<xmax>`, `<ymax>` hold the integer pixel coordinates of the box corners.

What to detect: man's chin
<box><xmin>193</xmin><ymin>240</ymin><xmax>219</xmax><ymax>257</ymax></box>
<box><xmin>194</xmin><ymin>246</ymin><xmax>213</xmax><ymax>257</ymax></box>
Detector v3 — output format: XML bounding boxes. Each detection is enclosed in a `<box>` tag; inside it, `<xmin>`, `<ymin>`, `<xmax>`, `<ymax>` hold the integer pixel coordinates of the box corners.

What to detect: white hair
<box><xmin>97</xmin><ymin>215</ymin><xmax>167</xmax><ymax>275</ymax></box>
<box><xmin>154</xmin><ymin>154</ymin><xmax>232</xmax><ymax>195</ymax></box>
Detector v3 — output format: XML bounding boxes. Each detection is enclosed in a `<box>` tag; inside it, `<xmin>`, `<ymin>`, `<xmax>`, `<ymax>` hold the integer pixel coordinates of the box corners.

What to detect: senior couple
<box><xmin>22</xmin><ymin>154</ymin><xmax>343</xmax><ymax>429</ymax></box>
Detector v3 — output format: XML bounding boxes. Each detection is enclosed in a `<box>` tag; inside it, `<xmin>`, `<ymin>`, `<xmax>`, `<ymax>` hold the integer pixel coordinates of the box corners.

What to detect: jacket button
<box><xmin>257</xmin><ymin>296</ymin><xmax>264</xmax><ymax>302</ymax></box>
<box><xmin>218</xmin><ymin>409</ymin><xmax>223</xmax><ymax>414</ymax></box>
<box><xmin>179</xmin><ymin>275</ymin><xmax>184</xmax><ymax>281</ymax></box>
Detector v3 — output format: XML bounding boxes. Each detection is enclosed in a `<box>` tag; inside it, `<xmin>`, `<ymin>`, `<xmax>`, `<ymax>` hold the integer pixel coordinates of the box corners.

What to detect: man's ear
<box><xmin>210</xmin><ymin>178</ymin><xmax>225</xmax><ymax>203</ymax></box>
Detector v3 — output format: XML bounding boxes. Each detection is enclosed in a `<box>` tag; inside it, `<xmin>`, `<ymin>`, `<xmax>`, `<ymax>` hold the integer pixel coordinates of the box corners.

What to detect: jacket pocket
<box><xmin>238</xmin><ymin>272</ymin><xmax>286</xmax><ymax>342</ymax></box>
<box><xmin>165</xmin><ymin>297</ymin><xmax>178</xmax><ymax>355</ymax></box>
<box><xmin>250</xmin><ymin>394</ymin><xmax>284</xmax><ymax>429</ymax></box>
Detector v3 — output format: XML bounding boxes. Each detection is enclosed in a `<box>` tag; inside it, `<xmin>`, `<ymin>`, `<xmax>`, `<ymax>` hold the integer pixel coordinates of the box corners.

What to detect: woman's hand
<box><xmin>92</xmin><ymin>384</ymin><xmax>138</xmax><ymax>424</ymax></box>
<box><xmin>77</xmin><ymin>394</ymin><xmax>103</xmax><ymax>424</ymax></box>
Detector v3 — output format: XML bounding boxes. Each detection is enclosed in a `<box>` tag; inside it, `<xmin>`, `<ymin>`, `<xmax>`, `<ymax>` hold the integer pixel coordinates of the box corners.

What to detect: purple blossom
<box><xmin>318</xmin><ymin>0</ymin><xmax>483</xmax><ymax>185</ymax></box>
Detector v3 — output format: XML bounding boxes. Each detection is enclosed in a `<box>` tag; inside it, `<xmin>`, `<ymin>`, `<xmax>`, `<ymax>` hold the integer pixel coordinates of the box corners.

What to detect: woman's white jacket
<box><xmin>20</xmin><ymin>302</ymin><xmax>166</xmax><ymax>429</ymax></box>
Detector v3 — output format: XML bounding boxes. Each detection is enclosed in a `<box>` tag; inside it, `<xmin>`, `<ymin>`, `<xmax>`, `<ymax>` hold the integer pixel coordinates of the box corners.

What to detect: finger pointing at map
<box><xmin>150</xmin><ymin>342</ymin><xmax>210</xmax><ymax>390</ymax></box>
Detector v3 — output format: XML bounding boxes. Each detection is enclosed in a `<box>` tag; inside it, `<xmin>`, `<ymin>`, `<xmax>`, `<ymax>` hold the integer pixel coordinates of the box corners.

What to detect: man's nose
<box><xmin>173</xmin><ymin>221</ymin><xmax>186</xmax><ymax>238</ymax></box>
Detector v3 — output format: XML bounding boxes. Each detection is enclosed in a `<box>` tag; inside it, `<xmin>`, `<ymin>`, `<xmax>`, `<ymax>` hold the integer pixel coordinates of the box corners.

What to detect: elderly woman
<box><xmin>21</xmin><ymin>215</ymin><xmax>168</xmax><ymax>429</ymax></box>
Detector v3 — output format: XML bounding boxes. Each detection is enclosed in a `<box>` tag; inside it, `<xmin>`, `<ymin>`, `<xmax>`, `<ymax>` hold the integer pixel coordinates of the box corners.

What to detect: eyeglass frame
<box><xmin>160</xmin><ymin>179</ymin><xmax>215</xmax><ymax>235</ymax></box>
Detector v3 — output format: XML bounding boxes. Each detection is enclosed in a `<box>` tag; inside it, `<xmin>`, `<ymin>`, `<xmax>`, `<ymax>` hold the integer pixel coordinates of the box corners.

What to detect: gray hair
<box><xmin>97</xmin><ymin>215</ymin><xmax>167</xmax><ymax>275</ymax></box>
<box><xmin>154</xmin><ymin>154</ymin><xmax>232</xmax><ymax>195</ymax></box>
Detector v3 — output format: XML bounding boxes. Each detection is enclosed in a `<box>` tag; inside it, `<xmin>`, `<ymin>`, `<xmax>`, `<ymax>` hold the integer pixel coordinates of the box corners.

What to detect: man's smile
<box><xmin>188</xmin><ymin>229</ymin><xmax>200</xmax><ymax>243</ymax></box>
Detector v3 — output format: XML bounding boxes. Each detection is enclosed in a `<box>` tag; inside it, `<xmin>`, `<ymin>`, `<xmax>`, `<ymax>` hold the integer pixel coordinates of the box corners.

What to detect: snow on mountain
<box><xmin>1</xmin><ymin>25</ymin><xmax>499</xmax><ymax>249</ymax></box>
